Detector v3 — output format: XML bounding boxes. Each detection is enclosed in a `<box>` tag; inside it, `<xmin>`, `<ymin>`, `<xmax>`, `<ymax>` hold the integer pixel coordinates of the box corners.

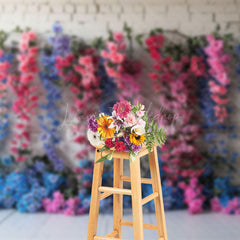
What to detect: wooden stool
<box><xmin>87</xmin><ymin>145</ymin><xmax>168</xmax><ymax>240</ymax></box>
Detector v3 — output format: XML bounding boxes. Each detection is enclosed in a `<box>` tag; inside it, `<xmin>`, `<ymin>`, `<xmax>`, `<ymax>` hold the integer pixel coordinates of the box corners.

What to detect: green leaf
<box><xmin>129</xmin><ymin>151</ymin><xmax>137</xmax><ymax>163</ymax></box>
<box><xmin>99</xmin><ymin>146</ymin><xmax>110</xmax><ymax>152</ymax></box>
<box><xmin>106</xmin><ymin>152</ymin><xmax>113</xmax><ymax>160</ymax></box>
<box><xmin>96</xmin><ymin>153</ymin><xmax>112</xmax><ymax>164</ymax></box>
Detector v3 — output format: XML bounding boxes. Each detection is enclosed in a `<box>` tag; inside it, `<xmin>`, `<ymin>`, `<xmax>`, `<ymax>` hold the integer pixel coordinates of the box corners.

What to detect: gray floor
<box><xmin>0</xmin><ymin>209</ymin><xmax>240</xmax><ymax>240</ymax></box>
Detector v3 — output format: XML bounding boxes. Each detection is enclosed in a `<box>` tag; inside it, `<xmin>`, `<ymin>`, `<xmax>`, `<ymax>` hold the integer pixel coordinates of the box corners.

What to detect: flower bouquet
<box><xmin>87</xmin><ymin>100</ymin><xmax>167</xmax><ymax>163</ymax></box>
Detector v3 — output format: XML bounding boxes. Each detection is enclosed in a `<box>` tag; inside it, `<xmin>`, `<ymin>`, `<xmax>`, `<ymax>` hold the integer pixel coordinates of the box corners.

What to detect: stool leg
<box><xmin>149</xmin><ymin>146</ymin><xmax>168</xmax><ymax>240</ymax></box>
<box><xmin>87</xmin><ymin>150</ymin><xmax>104</xmax><ymax>240</ymax></box>
<box><xmin>130</xmin><ymin>157</ymin><xmax>144</xmax><ymax>240</ymax></box>
<box><xmin>113</xmin><ymin>158</ymin><xmax>123</xmax><ymax>238</ymax></box>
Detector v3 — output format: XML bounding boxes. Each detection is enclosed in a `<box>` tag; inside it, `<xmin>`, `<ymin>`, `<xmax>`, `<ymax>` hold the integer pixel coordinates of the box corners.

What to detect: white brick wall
<box><xmin>0</xmin><ymin>0</ymin><xmax>239</xmax><ymax>38</ymax></box>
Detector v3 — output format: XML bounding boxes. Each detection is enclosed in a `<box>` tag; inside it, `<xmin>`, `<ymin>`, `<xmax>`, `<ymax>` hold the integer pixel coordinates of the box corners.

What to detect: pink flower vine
<box><xmin>204</xmin><ymin>35</ymin><xmax>230</xmax><ymax>123</ymax></box>
<box><xmin>56</xmin><ymin>48</ymin><xmax>101</xmax><ymax>159</ymax></box>
<box><xmin>146</xmin><ymin>34</ymin><xmax>204</xmax><ymax>180</ymax></box>
<box><xmin>8</xmin><ymin>31</ymin><xmax>39</xmax><ymax>162</ymax></box>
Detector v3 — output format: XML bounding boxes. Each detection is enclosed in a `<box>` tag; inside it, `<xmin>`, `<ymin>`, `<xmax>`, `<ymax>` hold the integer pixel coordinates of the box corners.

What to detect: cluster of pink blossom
<box><xmin>42</xmin><ymin>191</ymin><xmax>83</xmax><ymax>216</ymax></box>
<box><xmin>101</xmin><ymin>32</ymin><xmax>142</xmax><ymax>103</ymax></box>
<box><xmin>101</xmin><ymin>32</ymin><xmax>126</xmax><ymax>82</ymax></box>
<box><xmin>56</xmin><ymin>48</ymin><xmax>101</xmax><ymax>159</ymax></box>
<box><xmin>211</xmin><ymin>197</ymin><xmax>240</xmax><ymax>214</ymax></box>
<box><xmin>179</xmin><ymin>178</ymin><xmax>205</xmax><ymax>214</ymax></box>
<box><xmin>0</xmin><ymin>49</ymin><xmax>11</xmax><ymax>113</ymax></box>
<box><xmin>204</xmin><ymin>35</ymin><xmax>231</xmax><ymax>123</ymax></box>
<box><xmin>146</xmin><ymin>34</ymin><xmax>204</xmax><ymax>180</ymax></box>
<box><xmin>8</xmin><ymin>31</ymin><xmax>39</xmax><ymax>162</ymax></box>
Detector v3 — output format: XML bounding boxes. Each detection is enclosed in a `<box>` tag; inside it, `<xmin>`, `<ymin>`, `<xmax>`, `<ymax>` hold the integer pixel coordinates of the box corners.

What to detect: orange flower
<box><xmin>97</xmin><ymin>115</ymin><xmax>115</xmax><ymax>139</ymax></box>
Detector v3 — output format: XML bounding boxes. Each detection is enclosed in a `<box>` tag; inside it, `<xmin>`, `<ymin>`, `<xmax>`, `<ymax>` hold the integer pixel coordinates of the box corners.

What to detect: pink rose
<box><xmin>136</xmin><ymin>110</ymin><xmax>144</xmax><ymax>117</ymax></box>
<box><xmin>125</xmin><ymin>112</ymin><xmax>137</xmax><ymax>127</ymax></box>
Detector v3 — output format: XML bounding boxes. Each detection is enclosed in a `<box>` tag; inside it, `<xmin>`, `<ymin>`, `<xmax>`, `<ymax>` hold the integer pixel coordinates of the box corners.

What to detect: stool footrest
<box><xmin>99</xmin><ymin>186</ymin><xmax>132</xmax><ymax>195</ymax></box>
<box><xmin>120</xmin><ymin>220</ymin><xmax>158</xmax><ymax>231</ymax></box>
<box><xmin>120</xmin><ymin>176</ymin><xmax>152</xmax><ymax>184</ymax></box>
<box><xmin>105</xmin><ymin>230</ymin><xmax>118</xmax><ymax>237</ymax></box>
<box><xmin>142</xmin><ymin>192</ymin><xmax>159</xmax><ymax>205</ymax></box>
<box><xmin>94</xmin><ymin>236</ymin><xmax>125</xmax><ymax>240</ymax></box>
<box><xmin>100</xmin><ymin>192</ymin><xmax>112</xmax><ymax>200</ymax></box>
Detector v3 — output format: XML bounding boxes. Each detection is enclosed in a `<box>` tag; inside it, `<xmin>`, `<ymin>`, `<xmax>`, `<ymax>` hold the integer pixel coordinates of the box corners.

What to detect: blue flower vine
<box><xmin>38</xmin><ymin>23</ymin><xmax>70</xmax><ymax>172</ymax></box>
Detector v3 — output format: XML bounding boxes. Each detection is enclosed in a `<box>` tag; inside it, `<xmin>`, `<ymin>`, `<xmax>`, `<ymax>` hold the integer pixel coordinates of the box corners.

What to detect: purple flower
<box><xmin>125</xmin><ymin>145</ymin><xmax>130</xmax><ymax>152</ymax></box>
<box><xmin>88</xmin><ymin>115</ymin><xmax>99</xmax><ymax>132</ymax></box>
<box><xmin>132</xmin><ymin>144</ymin><xmax>141</xmax><ymax>153</ymax></box>
<box><xmin>124</xmin><ymin>135</ymin><xmax>131</xmax><ymax>146</ymax></box>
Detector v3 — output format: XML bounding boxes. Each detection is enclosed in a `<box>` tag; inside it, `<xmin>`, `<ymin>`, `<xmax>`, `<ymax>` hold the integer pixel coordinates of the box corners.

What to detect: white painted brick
<box><xmin>145</xmin><ymin>13</ymin><xmax>167</xmax><ymax>23</ymax></box>
<box><xmin>122</xmin><ymin>5</ymin><xmax>143</xmax><ymax>14</ymax></box>
<box><xmin>73</xmin><ymin>14</ymin><xmax>96</xmax><ymax>23</ymax></box>
<box><xmin>189</xmin><ymin>5</ymin><xmax>218</xmax><ymax>13</ymax></box>
<box><xmin>145</xmin><ymin>5</ymin><xmax>167</xmax><ymax>13</ymax></box>
<box><xmin>225</xmin><ymin>22</ymin><xmax>240</xmax><ymax>34</ymax></box>
<box><xmin>26</xmin><ymin>4</ymin><xmax>39</xmax><ymax>13</ymax></box>
<box><xmin>120</xmin><ymin>13</ymin><xmax>144</xmax><ymax>24</ymax></box>
<box><xmin>50</xmin><ymin>4</ymin><xmax>64</xmax><ymax>13</ymax></box>
<box><xmin>99</xmin><ymin>4</ymin><xmax>111</xmax><ymax>13</ymax></box>
<box><xmin>39</xmin><ymin>4</ymin><xmax>51</xmax><ymax>14</ymax></box>
<box><xmin>133</xmin><ymin>5</ymin><xmax>144</xmax><ymax>14</ymax></box>
<box><xmin>70</xmin><ymin>0</ymin><xmax>94</xmax><ymax>3</ymax></box>
<box><xmin>190</xmin><ymin>5</ymin><xmax>238</xmax><ymax>13</ymax></box>
<box><xmin>48</xmin><ymin>13</ymin><xmax>71</xmax><ymax>22</ymax></box>
<box><xmin>186</xmin><ymin>0</ymin><xmax>208</xmax><ymax>4</ymax></box>
<box><xmin>14</xmin><ymin>5</ymin><xmax>26</xmax><ymax>14</ymax></box>
<box><xmin>191</xmin><ymin>13</ymin><xmax>213</xmax><ymax>24</ymax></box>
<box><xmin>111</xmin><ymin>4</ymin><xmax>122</xmax><ymax>13</ymax></box>
<box><xmin>215</xmin><ymin>13</ymin><xmax>240</xmax><ymax>22</ymax></box>
<box><xmin>208</xmin><ymin>0</ymin><xmax>235</xmax><ymax>4</ymax></box>
<box><xmin>108</xmin><ymin>20</ymin><xmax>124</xmax><ymax>32</ymax></box>
<box><xmin>76</xmin><ymin>4</ymin><xmax>87</xmax><ymax>14</ymax></box>
<box><xmin>88</xmin><ymin>4</ymin><xmax>98</xmax><ymax>13</ymax></box>
<box><xmin>65</xmin><ymin>4</ymin><xmax>74</xmax><ymax>13</ymax></box>
<box><xmin>168</xmin><ymin>5</ymin><xmax>188</xmax><ymax>15</ymax></box>
<box><xmin>4</xmin><ymin>4</ymin><xmax>15</xmax><ymax>13</ymax></box>
<box><xmin>96</xmin><ymin>13</ymin><xmax>119</xmax><ymax>22</ymax></box>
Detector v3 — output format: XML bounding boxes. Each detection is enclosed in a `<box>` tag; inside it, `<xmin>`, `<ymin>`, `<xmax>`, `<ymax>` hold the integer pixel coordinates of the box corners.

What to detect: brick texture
<box><xmin>0</xmin><ymin>0</ymin><xmax>239</xmax><ymax>38</ymax></box>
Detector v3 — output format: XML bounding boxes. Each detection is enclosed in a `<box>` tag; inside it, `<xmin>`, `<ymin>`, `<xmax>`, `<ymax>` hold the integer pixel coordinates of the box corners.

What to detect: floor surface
<box><xmin>0</xmin><ymin>209</ymin><xmax>239</xmax><ymax>240</ymax></box>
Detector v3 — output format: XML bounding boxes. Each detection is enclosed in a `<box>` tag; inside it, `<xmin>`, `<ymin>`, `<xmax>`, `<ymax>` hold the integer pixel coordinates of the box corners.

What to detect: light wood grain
<box><xmin>129</xmin><ymin>156</ymin><xmax>144</xmax><ymax>240</ymax></box>
<box><xmin>87</xmin><ymin>150</ymin><xmax>104</xmax><ymax>240</ymax></box>
<box><xmin>120</xmin><ymin>176</ymin><xmax>152</xmax><ymax>184</ymax></box>
<box><xmin>88</xmin><ymin>144</ymin><xmax>168</xmax><ymax>240</ymax></box>
<box><xmin>99</xmin><ymin>187</ymin><xmax>132</xmax><ymax>195</ymax></box>
<box><xmin>121</xmin><ymin>220</ymin><xmax>158</xmax><ymax>231</ymax></box>
<box><xmin>149</xmin><ymin>146</ymin><xmax>168</xmax><ymax>240</ymax></box>
<box><xmin>113</xmin><ymin>158</ymin><xmax>123</xmax><ymax>238</ymax></box>
<box><xmin>142</xmin><ymin>192</ymin><xmax>159</xmax><ymax>206</ymax></box>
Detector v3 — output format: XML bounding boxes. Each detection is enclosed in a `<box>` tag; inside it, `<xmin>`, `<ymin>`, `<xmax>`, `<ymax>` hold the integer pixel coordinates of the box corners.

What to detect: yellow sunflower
<box><xmin>129</xmin><ymin>133</ymin><xmax>146</xmax><ymax>146</ymax></box>
<box><xmin>97</xmin><ymin>115</ymin><xmax>115</xmax><ymax>139</ymax></box>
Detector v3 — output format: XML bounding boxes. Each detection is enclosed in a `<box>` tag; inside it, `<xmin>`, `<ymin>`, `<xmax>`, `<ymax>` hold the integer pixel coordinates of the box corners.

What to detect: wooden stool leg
<box><xmin>130</xmin><ymin>157</ymin><xmax>144</xmax><ymax>240</ymax></box>
<box><xmin>149</xmin><ymin>146</ymin><xmax>168</xmax><ymax>240</ymax></box>
<box><xmin>113</xmin><ymin>158</ymin><xmax>123</xmax><ymax>238</ymax></box>
<box><xmin>87</xmin><ymin>150</ymin><xmax>104</xmax><ymax>240</ymax></box>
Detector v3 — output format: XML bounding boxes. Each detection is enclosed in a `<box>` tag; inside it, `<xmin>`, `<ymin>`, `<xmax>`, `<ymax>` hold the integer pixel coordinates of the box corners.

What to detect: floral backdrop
<box><xmin>0</xmin><ymin>23</ymin><xmax>240</xmax><ymax>215</ymax></box>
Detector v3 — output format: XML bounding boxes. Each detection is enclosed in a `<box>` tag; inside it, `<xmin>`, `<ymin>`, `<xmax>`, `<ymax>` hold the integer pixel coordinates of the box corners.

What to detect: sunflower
<box><xmin>129</xmin><ymin>132</ymin><xmax>146</xmax><ymax>146</ymax></box>
<box><xmin>97</xmin><ymin>115</ymin><xmax>115</xmax><ymax>139</ymax></box>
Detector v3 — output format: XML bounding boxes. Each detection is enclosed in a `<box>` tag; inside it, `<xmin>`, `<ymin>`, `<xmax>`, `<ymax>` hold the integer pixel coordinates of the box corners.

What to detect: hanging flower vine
<box><xmin>8</xmin><ymin>31</ymin><xmax>39</xmax><ymax>162</ymax></box>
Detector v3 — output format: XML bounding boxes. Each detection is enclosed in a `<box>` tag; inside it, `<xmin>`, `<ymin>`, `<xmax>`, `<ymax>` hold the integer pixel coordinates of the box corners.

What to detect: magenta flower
<box><xmin>113</xmin><ymin>100</ymin><xmax>131</xmax><ymax>119</ymax></box>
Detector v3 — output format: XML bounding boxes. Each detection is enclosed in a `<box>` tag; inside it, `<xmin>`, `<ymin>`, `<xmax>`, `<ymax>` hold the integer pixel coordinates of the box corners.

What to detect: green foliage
<box><xmin>92</xmin><ymin>37</ymin><xmax>105</xmax><ymax>50</ymax></box>
<box><xmin>96</xmin><ymin>152</ymin><xmax>113</xmax><ymax>163</ymax></box>
<box><xmin>144</xmin><ymin>112</ymin><xmax>167</xmax><ymax>154</ymax></box>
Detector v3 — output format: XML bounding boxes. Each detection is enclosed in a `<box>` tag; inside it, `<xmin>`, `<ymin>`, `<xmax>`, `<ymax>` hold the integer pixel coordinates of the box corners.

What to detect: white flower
<box><xmin>87</xmin><ymin>129</ymin><xmax>103</xmax><ymax>146</ymax></box>
<box><xmin>131</xmin><ymin>125</ymin><xmax>145</xmax><ymax>135</ymax></box>
<box><xmin>137</xmin><ymin>119</ymin><xmax>146</xmax><ymax>127</ymax></box>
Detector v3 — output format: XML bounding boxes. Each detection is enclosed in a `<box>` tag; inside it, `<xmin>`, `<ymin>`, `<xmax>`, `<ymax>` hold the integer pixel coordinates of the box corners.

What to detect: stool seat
<box><xmin>87</xmin><ymin>145</ymin><xmax>168</xmax><ymax>240</ymax></box>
